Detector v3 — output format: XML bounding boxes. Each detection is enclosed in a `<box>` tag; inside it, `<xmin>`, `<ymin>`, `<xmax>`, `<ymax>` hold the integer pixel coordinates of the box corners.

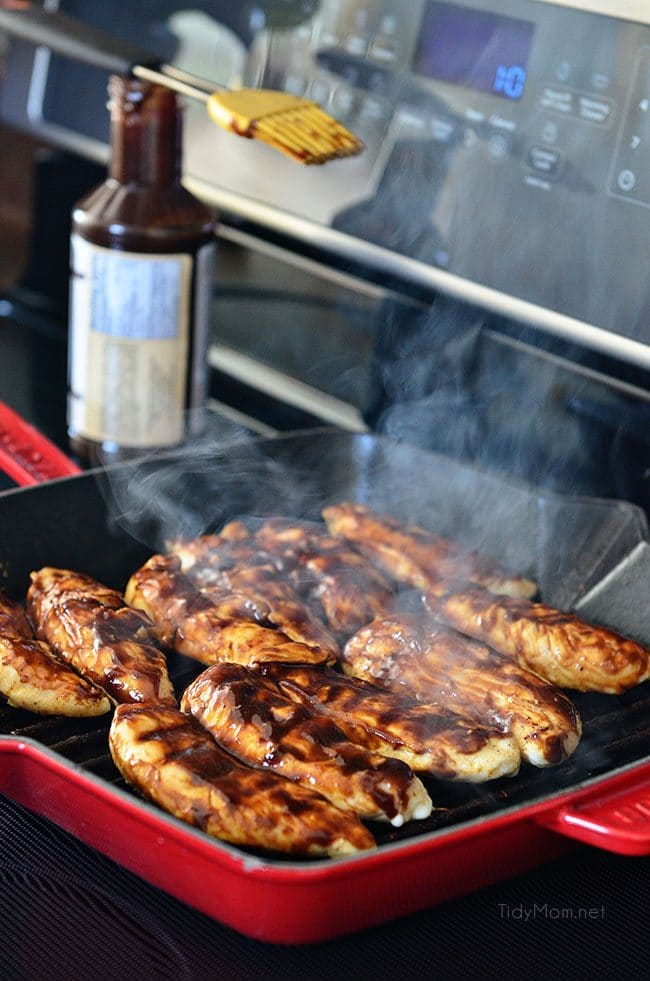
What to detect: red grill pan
<box><xmin>0</xmin><ymin>400</ymin><xmax>81</xmax><ymax>485</ymax></box>
<box><xmin>1</xmin><ymin>429</ymin><xmax>650</xmax><ymax>943</ymax></box>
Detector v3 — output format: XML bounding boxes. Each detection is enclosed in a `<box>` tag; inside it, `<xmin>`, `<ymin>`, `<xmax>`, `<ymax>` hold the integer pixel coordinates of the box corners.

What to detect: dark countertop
<box><xmin>0</xmin><ymin>303</ymin><xmax>649</xmax><ymax>979</ymax></box>
<box><xmin>2</xmin><ymin>792</ymin><xmax>648</xmax><ymax>981</ymax></box>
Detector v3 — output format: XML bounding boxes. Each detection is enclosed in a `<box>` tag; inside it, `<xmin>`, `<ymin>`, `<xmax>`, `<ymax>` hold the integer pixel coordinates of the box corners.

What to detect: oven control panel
<box><xmin>608</xmin><ymin>45</ymin><xmax>650</xmax><ymax>207</ymax></box>
<box><xmin>206</xmin><ymin>0</ymin><xmax>650</xmax><ymax>352</ymax></box>
<box><xmin>4</xmin><ymin>1</ymin><xmax>650</xmax><ymax>357</ymax></box>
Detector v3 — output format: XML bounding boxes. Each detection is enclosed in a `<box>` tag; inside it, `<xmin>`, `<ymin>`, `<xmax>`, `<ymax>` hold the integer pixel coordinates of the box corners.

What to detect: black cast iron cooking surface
<box><xmin>1</xmin><ymin>430</ymin><xmax>649</xmax><ymax>859</ymax></box>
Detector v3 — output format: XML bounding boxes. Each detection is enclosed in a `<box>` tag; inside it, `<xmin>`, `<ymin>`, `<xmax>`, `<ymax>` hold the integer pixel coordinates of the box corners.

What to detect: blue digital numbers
<box><xmin>493</xmin><ymin>64</ymin><xmax>527</xmax><ymax>100</ymax></box>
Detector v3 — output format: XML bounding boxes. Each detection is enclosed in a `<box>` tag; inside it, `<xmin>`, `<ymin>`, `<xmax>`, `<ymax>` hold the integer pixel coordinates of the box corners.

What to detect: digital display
<box><xmin>414</xmin><ymin>2</ymin><xmax>535</xmax><ymax>101</ymax></box>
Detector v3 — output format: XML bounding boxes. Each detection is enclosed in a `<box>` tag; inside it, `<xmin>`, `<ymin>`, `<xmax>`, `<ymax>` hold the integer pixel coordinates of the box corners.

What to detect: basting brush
<box><xmin>0</xmin><ymin>2</ymin><xmax>364</xmax><ymax>165</ymax></box>
<box><xmin>134</xmin><ymin>64</ymin><xmax>364</xmax><ymax>165</ymax></box>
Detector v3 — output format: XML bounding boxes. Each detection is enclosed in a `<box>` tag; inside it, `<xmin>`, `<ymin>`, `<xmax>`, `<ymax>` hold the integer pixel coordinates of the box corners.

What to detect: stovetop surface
<box><xmin>1</xmin><ymin>791</ymin><xmax>648</xmax><ymax>979</ymax></box>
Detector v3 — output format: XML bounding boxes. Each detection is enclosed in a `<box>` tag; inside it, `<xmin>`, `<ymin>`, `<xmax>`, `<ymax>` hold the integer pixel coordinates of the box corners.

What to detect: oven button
<box><xmin>465</xmin><ymin>107</ymin><xmax>485</xmax><ymax>123</ymax></box>
<box><xmin>294</xmin><ymin>23</ymin><xmax>313</xmax><ymax>43</ymax></box>
<box><xmin>319</xmin><ymin>31</ymin><xmax>339</xmax><ymax>48</ymax></box>
<box><xmin>578</xmin><ymin>95</ymin><xmax>613</xmax><ymax>125</ymax></box>
<box><xmin>369</xmin><ymin>39</ymin><xmax>397</xmax><ymax>64</ymax></box>
<box><xmin>539</xmin><ymin>87</ymin><xmax>573</xmax><ymax>115</ymax></box>
<box><xmin>591</xmin><ymin>72</ymin><xmax>610</xmax><ymax>91</ymax></box>
<box><xmin>527</xmin><ymin>145</ymin><xmax>562</xmax><ymax>177</ymax></box>
<box><xmin>488</xmin><ymin>134</ymin><xmax>509</xmax><ymax>159</ymax></box>
<box><xmin>430</xmin><ymin>117</ymin><xmax>456</xmax><ymax>142</ymax></box>
<box><xmin>489</xmin><ymin>115</ymin><xmax>516</xmax><ymax>132</ymax></box>
<box><xmin>344</xmin><ymin>34</ymin><xmax>369</xmax><ymax>57</ymax></box>
<box><xmin>617</xmin><ymin>169</ymin><xmax>637</xmax><ymax>192</ymax></box>
<box><xmin>380</xmin><ymin>14</ymin><xmax>398</xmax><ymax>36</ymax></box>
<box><xmin>397</xmin><ymin>106</ymin><xmax>429</xmax><ymax>133</ymax></box>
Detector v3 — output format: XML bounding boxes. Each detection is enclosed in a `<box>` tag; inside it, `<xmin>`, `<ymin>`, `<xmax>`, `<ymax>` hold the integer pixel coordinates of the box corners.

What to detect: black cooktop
<box><xmin>1</xmin><ymin>792</ymin><xmax>648</xmax><ymax>980</ymax></box>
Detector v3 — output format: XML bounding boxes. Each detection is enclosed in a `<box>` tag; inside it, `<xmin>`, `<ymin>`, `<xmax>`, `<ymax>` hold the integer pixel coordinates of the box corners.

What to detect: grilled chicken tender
<box><xmin>323</xmin><ymin>502</ymin><xmax>537</xmax><ymax>600</ymax></box>
<box><xmin>0</xmin><ymin>590</ymin><xmax>110</xmax><ymax>716</ymax></box>
<box><xmin>110</xmin><ymin>703</ymin><xmax>375</xmax><ymax>857</ymax></box>
<box><xmin>343</xmin><ymin>615</ymin><xmax>581</xmax><ymax>767</ymax></box>
<box><xmin>182</xmin><ymin>663</ymin><xmax>432</xmax><ymax>826</ymax></box>
<box><xmin>261</xmin><ymin>664</ymin><xmax>520</xmax><ymax>782</ymax></box>
<box><xmin>0</xmin><ymin>591</ymin><xmax>33</xmax><ymax>639</ymax></box>
<box><xmin>424</xmin><ymin>585</ymin><xmax>650</xmax><ymax>694</ymax></box>
<box><xmin>168</xmin><ymin>533</ymin><xmax>339</xmax><ymax>660</ymax></box>
<box><xmin>125</xmin><ymin>553</ymin><xmax>332</xmax><ymax>667</ymax></box>
<box><xmin>27</xmin><ymin>569</ymin><xmax>175</xmax><ymax>706</ymax></box>
<box><xmin>253</xmin><ymin>518</ymin><xmax>394</xmax><ymax>636</ymax></box>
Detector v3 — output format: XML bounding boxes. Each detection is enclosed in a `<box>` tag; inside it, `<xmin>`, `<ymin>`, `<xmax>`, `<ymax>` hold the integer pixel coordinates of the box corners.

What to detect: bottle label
<box><xmin>68</xmin><ymin>235</ymin><xmax>201</xmax><ymax>448</ymax></box>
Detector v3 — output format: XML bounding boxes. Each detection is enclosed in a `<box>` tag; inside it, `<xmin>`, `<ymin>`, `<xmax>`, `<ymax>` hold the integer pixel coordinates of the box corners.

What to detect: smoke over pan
<box><xmin>95</xmin><ymin>428</ymin><xmax>646</xmax><ymax>613</ymax></box>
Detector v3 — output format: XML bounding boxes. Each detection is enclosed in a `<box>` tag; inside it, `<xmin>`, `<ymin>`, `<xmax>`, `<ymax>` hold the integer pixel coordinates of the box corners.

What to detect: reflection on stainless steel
<box><xmin>8</xmin><ymin>0</ymin><xmax>650</xmax><ymax>357</ymax></box>
<box><xmin>208</xmin><ymin>344</ymin><xmax>368</xmax><ymax>431</ymax></box>
<box><xmin>191</xmin><ymin>184</ymin><xmax>650</xmax><ymax>371</ymax></box>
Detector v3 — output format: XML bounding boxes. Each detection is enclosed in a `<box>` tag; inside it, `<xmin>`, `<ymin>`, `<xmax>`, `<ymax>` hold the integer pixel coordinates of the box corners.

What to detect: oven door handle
<box><xmin>0</xmin><ymin>401</ymin><xmax>81</xmax><ymax>486</ymax></box>
<box><xmin>537</xmin><ymin>769</ymin><xmax>650</xmax><ymax>856</ymax></box>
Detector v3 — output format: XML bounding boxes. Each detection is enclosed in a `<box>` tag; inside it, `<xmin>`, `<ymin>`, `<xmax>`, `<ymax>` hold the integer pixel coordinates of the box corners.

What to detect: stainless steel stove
<box><xmin>2</xmin><ymin>0</ymin><xmax>650</xmax><ymax>511</ymax></box>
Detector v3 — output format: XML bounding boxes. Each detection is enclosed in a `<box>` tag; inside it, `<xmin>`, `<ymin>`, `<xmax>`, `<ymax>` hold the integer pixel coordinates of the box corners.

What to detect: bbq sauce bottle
<box><xmin>68</xmin><ymin>75</ymin><xmax>215</xmax><ymax>463</ymax></box>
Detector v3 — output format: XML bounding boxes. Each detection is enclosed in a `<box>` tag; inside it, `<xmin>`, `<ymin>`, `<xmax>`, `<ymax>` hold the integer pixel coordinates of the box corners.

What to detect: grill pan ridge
<box><xmin>1</xmin><ymin>430</ymin><xmax>650</xmax><ymax>942</ymax></box>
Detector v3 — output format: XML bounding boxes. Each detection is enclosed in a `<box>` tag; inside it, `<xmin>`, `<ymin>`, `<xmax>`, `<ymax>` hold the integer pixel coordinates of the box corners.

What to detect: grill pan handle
<box><xmin>538</xmin><ymin>767</ymin><xmax>650</xmax><ymax>856</ymax></box>
<box><xmin>0</xmin><ymin>401</ymin><xmax>81</xmax><ymax>486</ymax></box>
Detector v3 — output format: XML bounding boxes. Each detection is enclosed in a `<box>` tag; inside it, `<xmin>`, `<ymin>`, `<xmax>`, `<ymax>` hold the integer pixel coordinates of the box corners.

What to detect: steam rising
<box><xmin>96</xmin><ymin>425</ymin><xmax>642</xmax><ymax>612</ymax></box>
<box><xmin>95</xmin><ymin>426</ymin><xmax>649</xmax><ymax>807</ymax></box>
<box><xmin>97</xmin><ymin>426</ymin><xmax>322</xmax><ymax>551</ymax></box>
<box><xmin>366</xmin><ymin>293</ymin><xmax>605</xmax><ymax>499</ymax></box>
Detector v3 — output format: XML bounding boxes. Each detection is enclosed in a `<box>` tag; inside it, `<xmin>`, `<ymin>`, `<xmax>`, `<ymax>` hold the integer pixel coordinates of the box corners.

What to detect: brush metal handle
<box><xmin>0</xmin><ymin>3</ymin><xmax>161</xmax><ymax>74</ymax></box>
<box><xmin>0</xmin><ymin>4</ymin><xmax>217</xmax><ymax>101</ymax></box>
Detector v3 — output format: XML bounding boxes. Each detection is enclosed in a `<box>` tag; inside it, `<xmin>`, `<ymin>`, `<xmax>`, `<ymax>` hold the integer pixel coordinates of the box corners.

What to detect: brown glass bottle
<box><xmin>68</xmin><ymin>75</ymin><xmax>215</xmax><ymax>463</ymax></box>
